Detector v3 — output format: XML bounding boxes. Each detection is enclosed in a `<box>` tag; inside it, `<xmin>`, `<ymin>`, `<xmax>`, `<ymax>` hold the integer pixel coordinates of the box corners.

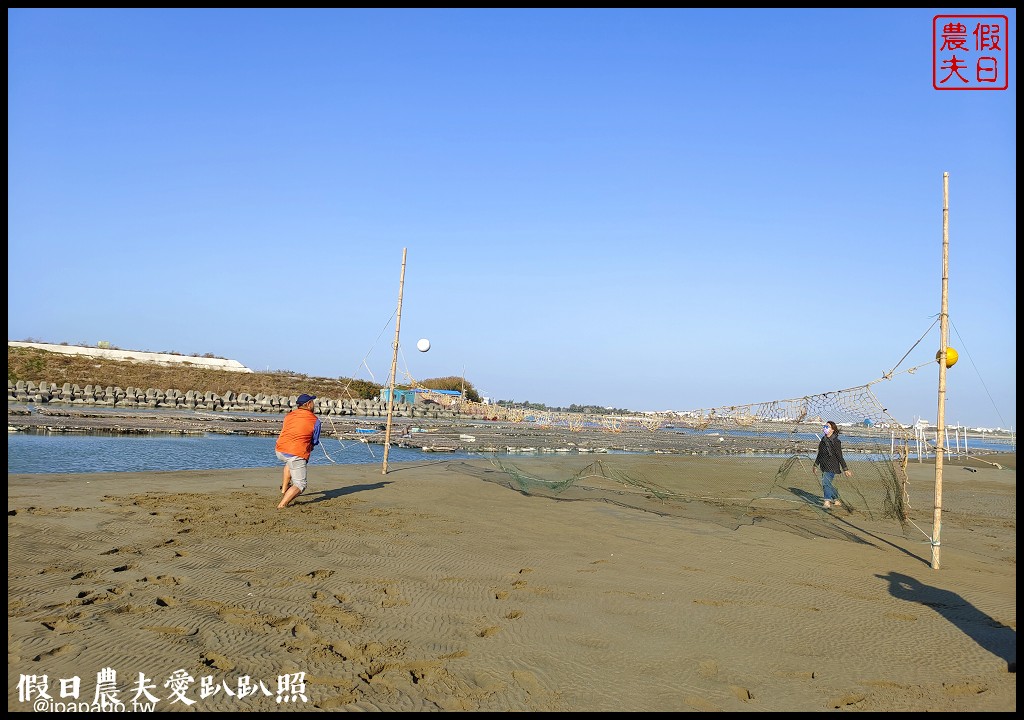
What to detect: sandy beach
<box><xmin>8</xmin><ymin>453</ymin><xmax>1015</xmax><ymax>711</ymax></box>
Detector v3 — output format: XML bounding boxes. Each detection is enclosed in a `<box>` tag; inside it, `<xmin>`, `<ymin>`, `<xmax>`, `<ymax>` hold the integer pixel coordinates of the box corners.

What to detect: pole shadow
<box><xmin>876</xmin><ymin>571</ymin><xmax>1016</xmax><ymax>673</ymax></box>
<box><xmin>380</xmin><ymin>459</ymin><xmax>464</xmax><ymax>473</ymax></box>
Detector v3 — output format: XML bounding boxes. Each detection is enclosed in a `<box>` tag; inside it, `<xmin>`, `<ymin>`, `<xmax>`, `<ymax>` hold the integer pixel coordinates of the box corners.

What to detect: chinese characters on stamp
<box><xmin>933</xmin><ymin>14</ymin><xmax>1009</xmax><ymax>90</ymax></box>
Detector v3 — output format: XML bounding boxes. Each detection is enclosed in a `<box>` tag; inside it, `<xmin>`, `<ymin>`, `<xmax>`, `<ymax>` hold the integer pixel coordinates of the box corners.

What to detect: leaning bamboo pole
<box><xmin>382</xmin><ymin>248</ymin><xmax>408</xmax><ymax>475</ymax></box>
<box><xmin>932</xmin><ymin>173</ymin><xmax>950</xmax><ymax>570</ymax></box>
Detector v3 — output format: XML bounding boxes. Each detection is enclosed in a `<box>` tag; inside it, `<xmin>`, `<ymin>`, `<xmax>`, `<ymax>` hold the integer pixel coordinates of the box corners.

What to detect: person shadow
<box><xmin>304</xmin><ymin>481</ymin><xmax>391</xmax><ymax>504</ymax></box>
<box><xmin>296</xmin><ymin>458</ymin><xmax>456</xmax><ymax>506</ymax></box>
<box><xmin>876</xmin><ymin>571</ymin><xmax>1016</xmax><ymax>673</ymax></box>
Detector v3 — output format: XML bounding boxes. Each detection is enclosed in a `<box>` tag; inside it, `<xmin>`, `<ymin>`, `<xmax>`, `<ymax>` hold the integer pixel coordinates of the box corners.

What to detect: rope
<box><xmin>880</xmin><ymin>318</ymin><xmax>938</xmax><ymax>380</ymax></box>
<box><xmin>310</xmin><ymin>306</ymin><xmax>401</xmax><ymax>465</ymax></box>
<box><xmin>949</xmin><ymin>319</ymin><xmax>1008</xmax><ymax>429</ymax></box>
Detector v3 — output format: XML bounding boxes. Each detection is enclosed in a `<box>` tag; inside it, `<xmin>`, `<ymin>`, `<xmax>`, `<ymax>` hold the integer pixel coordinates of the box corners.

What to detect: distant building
<box><xmin>8</xmin><ymin>341</ymin><xmax>252</xmax><ymax>373</ymax></box>
<box><xmin>379</xmin><ymin>388</ymin><xmax>463</xmax><ymax>405</ymax></box>
<box><xmin>379</xmin><ymin>389</ymin><xmax>420</xmax><ymax>405</ymax></box>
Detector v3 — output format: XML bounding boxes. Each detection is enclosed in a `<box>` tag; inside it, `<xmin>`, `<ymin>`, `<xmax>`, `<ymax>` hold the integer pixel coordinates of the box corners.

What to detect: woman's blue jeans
<box><xmin>821</xmin><ymin>471</ymin><xmax>838</xmax><ymax>501</ymax></box>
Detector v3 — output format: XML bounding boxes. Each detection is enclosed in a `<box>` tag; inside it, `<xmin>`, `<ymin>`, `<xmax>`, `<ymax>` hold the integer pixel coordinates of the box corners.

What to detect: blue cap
<box><xmin>296</xmin><ymin>393</ymin><xmax>316</xmax><ymax>406</ymax></box>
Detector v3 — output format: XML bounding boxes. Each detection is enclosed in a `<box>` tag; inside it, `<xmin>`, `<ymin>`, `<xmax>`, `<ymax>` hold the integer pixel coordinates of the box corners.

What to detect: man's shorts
<box><xmin>276</xmin><ymin>451</ymin><xmax>308</xmax><ymax>491</ymax></box>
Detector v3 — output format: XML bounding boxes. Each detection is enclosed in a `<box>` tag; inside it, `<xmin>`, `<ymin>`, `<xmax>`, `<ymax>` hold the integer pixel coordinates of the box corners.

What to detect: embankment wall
<box><xmin>8</xmin><ymin>379</ymin><xmax>465</xmax><ymax>419</ymax></box>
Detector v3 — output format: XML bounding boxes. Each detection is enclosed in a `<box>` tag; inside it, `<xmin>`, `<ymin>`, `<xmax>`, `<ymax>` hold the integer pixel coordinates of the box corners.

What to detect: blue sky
<box><xmin>8</xmin><ymin>8</ymin><xmax>1016</xmax><ymax>430</ymax></box>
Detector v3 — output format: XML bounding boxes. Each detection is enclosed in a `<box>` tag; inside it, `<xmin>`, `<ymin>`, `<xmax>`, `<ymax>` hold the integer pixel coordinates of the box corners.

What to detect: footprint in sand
<box><xmin>828</xmin><ymin>692</ymin><xmax>867</xmax><ymax>709</ymax></box>
<box><xmin>137</xmin><ymin>575</ymin><xmax>182</xmax><ymax>586</ymax></box>
<box><xmin>41</xmin><ymin>618</ymin><xmax>83</xmax><ymax>634</ymax></box>
<box><xmin>201</xmin><ymin>651</ymin><xmax>236</xmax><ymax>671</ymax></box>
<box><xmin>33</xmin><ymin>644</ymin><xmax>77</xmax><ymax>662</ymax></box>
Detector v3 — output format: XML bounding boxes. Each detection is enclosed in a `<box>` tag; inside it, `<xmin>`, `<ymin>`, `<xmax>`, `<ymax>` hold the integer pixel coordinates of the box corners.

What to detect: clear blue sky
<box><xmin>8</xmin><ymin>8</ymin><xmax>1016</xmax><ymax>430</ymax></box>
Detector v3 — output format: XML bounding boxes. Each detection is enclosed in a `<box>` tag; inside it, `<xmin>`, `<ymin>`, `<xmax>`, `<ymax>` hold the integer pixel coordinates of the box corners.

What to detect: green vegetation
<box><xmin>492</xmin><ymin>399</ymin><xmax>630</xmax><ymax>416</ymax></box>
<box><xmin>7</xmin><ymin>345</ymin><xmax>481</xmax><ymax>403</ymax></box>
<box><xmin>418</xmin><ymin>375</ymin><xmax>482</xmax><ymax>403</ymax></box>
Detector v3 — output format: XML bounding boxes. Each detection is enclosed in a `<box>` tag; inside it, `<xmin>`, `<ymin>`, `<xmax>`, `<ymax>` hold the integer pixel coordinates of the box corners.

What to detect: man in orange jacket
<box><xmin>275</xmin><ymin>393</ymin><xmax>322</xmax><ymax>508</ymax></box>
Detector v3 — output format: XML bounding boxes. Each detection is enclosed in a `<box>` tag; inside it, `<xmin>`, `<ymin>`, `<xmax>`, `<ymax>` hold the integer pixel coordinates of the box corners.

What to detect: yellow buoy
<box><xmin>935</xmin><ymin>347</ymin><xmax>959</xmax><ymax>368</ymax></box>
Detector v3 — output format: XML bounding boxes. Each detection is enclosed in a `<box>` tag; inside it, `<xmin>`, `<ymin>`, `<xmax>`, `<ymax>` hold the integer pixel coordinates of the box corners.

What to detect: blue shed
<box><xmin>379</xmin><ymin>388</ymin><xmax>464</xmax><ymax>405</ymax></box>
<box><xmin>379</xmin><ymin>388</ymin><xmax>420</xmax><ymax>404</ymax></box>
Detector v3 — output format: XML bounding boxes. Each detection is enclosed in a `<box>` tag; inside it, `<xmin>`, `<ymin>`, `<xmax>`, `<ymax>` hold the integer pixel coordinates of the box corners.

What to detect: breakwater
<box><xmin>7</xmin><ymin>379</ymin><xmax>465</xmax><ymax>419</ymax></box>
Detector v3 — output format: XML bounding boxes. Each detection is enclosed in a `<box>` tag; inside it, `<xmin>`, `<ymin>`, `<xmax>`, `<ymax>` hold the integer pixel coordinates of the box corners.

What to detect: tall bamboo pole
<box><xmin>932</xmin><ymin>173</ymin><xmax>950</xmax><ymax>570</ymax></box>
<box><xmin>382</xmin><ymin>248</ymin><xmax>408</xmax><ymax>475</ymax></box>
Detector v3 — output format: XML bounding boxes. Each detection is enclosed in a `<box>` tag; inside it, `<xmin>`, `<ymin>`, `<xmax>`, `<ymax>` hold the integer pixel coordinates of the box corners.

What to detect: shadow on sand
<box><xmin>877</xmin><ymin>571</ymin><xmax>1016</xmax><ymax>673</ymax></box>
<box><xmin>303</xmin><ymin>481</ymin><xmax>391</xmax><ymax>504</ymax></box>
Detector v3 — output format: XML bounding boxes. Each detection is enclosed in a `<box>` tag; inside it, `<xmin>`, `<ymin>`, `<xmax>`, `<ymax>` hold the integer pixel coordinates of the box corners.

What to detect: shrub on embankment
<box><xmin>7</xmin><ymin>345</ymin><xmax>381</xmax><ymax>401</ymax></box>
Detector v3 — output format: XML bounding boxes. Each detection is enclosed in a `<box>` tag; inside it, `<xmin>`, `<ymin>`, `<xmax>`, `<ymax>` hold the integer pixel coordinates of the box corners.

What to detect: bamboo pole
<box><xmin>932</xmin><ymin>173</ymin><xmax>949</xmax><ymax>570</ymax></box>
<box><xmin>382</xmin><ymin>248</ymin><xmax>408</xmax><ymax>475</ymax></box>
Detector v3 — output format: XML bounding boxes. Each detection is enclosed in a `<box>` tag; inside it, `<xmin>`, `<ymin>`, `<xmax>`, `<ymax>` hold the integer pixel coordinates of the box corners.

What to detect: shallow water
<box><xmin>6</xmin><ymin>433</ymin><xmax>486</xmax><ymax>474</ymax></box>
<box><xmin>8</xmin><ymin>426</ymin><xmax>1010</xmax><ymax>475</ymax></box>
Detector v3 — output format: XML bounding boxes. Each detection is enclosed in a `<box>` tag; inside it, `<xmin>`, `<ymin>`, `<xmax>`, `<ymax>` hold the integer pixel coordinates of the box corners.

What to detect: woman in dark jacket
<box><xmin>814</xmin><ymin>420</ymin><xmax>852</xmax><ymax>508</ymax></box>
